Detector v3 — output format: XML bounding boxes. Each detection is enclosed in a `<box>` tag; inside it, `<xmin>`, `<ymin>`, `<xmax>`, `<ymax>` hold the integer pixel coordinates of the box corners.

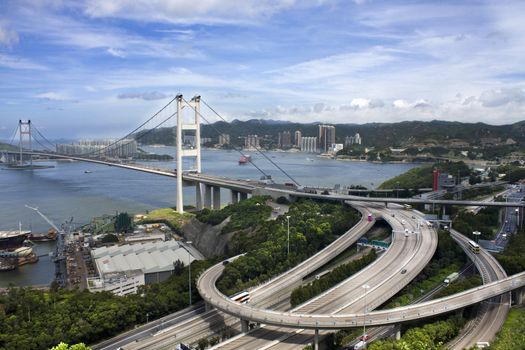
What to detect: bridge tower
<box><xmin>18</xmin><ymin>120</ymin><xmax>32</xmax><ymax>167</ymax></box>
<box><xmin>175</xmin><ymin>95</ymin><xmax>202</xmax><ymax>213</ymax></box>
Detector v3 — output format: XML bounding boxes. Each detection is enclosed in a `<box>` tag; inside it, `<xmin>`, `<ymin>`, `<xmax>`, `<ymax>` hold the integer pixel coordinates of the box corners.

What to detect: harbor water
<box><xmin>0</xmin><ymin>148</ymin><xmax>419</xmax><ymax>287</ymax></box>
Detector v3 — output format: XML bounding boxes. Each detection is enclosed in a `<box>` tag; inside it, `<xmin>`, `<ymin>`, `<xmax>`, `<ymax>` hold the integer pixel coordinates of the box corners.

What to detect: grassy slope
<box><xmin>488</xmin><ymin>308</ymin><xmax>525</xmax><ymax>350</ymax></box>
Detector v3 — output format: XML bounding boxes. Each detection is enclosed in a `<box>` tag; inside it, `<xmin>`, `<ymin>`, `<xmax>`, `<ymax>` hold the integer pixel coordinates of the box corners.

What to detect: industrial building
<box><xmin>87</xmin><ymin>241</ymin><xmax>196</xmax><ymax>296</ymax></box>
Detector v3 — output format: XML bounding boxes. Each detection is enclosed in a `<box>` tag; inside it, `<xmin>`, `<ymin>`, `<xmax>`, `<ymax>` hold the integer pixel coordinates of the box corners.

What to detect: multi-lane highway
<box><xmin>201</xmin><ymin>208</ymin><xmax>437</xmax><ymax>350</ymax></box>
<box><xmin>114</xmin><ymin>203</ymin><xmax>377</xmax><ymax>350</ymax></box>
<box><xmin>447</xmin><ymin>229</ymin><xmax>509</xmax><ymax>349</ymax></box>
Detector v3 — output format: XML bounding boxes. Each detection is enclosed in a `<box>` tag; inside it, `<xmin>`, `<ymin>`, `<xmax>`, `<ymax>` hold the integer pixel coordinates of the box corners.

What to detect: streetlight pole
<box><xmin>286</xmin><ymin>216</ymin><xmax>291</xmax><ymax>257</ymax></box>
<box><xmin>184</xmin><ymin>241</ymin><xmax>193</xmax><ymax>306</ymax></box>
<box><xmin>362</xmin><ymin>284</ymin><xmax>370</xmax><ymax>342</ymax></box>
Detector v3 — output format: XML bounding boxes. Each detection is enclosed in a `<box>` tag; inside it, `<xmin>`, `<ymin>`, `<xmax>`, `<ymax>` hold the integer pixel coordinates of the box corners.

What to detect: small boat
<box><xmin>84</xmin><ymin>170</ymin><xmax>92</xmax><ymax>174</ymax></box>
<box><xmin>239</xmin><ymin>155</ymin><xmax>252</xmax><ymax>164</ymax></box>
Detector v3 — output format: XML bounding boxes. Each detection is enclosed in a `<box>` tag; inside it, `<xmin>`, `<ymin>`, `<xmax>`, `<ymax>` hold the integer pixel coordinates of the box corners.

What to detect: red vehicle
<box><xmin>367</xmin><ymin>213</ymin><xmax>374</xmax><ymax>222</ymax></box>
<box><xmin>360</xmin><ymin>334</ymin><xmax>370</xmax><ymax>341</ymax></box>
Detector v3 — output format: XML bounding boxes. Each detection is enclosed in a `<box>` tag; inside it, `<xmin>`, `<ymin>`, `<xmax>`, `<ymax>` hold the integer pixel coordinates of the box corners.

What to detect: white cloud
<box><xmin>0</xmin><ymin>22</ymin><xmax>18</xmax><ymax>46</ymax></box>
<box><xmin>268</xmin><ymin>48</ymin><xmax>396</xmax><ymax>84</ymax></box>
<box><xmin>0</xmin><ymin>54</ymin><xmax>47</xmax><ymax>70</ymax></box>
<box><xmin>117</xmin><ymin>91</ymin><xmax>169</xmax><ymax>101</ymax></box>
<box><xmin>393</xmin><ymin>99</ymin><xmax>410</xmax><ymax>109</ymax></box>
<box><xmin>479</xmin><ymin>88</ymin><xmax>525</xmax><ymax>107</ymax></box>
<box><xmin>34</xmin><ymin>92</ymin><xmax>69</xmax><ymax>101</ymax></box>
<box><xmin>107</xmin><ymin>47</ymin><xmax>127</xmax><ymax>58</ymax></box>
<box><xmin>83</xmin><ymin>0</ymin><xmax>305</xmax><ymax>25</ymax></box>
<box><xmin>350</xmin><ymin>98</ymin><xmax>370</xmax><ymax>109</ymax></box>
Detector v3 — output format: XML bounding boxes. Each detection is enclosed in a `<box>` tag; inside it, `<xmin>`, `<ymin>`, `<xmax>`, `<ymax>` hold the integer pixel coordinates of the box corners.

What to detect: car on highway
<box><xmin>401</xmin><ymin>269</ymin><xmax>407</xmax><ymax>274</ymax></box>
<box><xmin>359</xmin><ymin>334</ymin><xmax>370</xmax><ymax>341</ymax></box>
<box><xmin>354</xmin><ymin>340</ymin><xmax>367</xmax><ymax>349</ymax></box>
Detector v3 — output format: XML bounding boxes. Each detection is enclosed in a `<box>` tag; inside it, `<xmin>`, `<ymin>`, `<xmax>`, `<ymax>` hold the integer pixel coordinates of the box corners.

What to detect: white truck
<box><xmin>354</xmin><ymin>341</ymin><xmax>367</xmax><ymax>349</ymax></box>
<box><xmin>444</xmin><ymin>272</ymin><xmax>459</xmax><ymax>286</ymax></box>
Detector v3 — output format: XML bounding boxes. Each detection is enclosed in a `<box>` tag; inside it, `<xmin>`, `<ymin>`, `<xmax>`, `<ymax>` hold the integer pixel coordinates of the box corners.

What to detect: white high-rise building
<box><xmin>301</xmin><ymin>137</ymin><xmax>318</xmax><ymax>153</ymax></box>
<box><xmin>345</xmin><ymin>133</ymin><xmax>362</xmax><ymax>146</ymax></box>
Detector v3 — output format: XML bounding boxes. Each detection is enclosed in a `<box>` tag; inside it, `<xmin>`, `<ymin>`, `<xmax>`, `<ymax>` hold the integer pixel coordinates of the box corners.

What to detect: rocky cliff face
<box><xmin>181</xmin><ymin>217</ymin><xmax>236</xmax><ymax>258</ymax></box>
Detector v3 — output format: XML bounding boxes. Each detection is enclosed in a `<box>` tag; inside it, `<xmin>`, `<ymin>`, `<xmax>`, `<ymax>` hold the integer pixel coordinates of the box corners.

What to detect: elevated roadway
<box><xmin>6</xmin><ymin>150</ymin><xmax>525</xmax><ymax>209</ymax></box>
<box><xmin>203</xmin><ymin>209</ymin><xmax>437</xmax><ymax>349</ymax></box>
<box><xmin>197</xmin><ymin>265</ymin><xmax>525</xmax><ymax>331</ymax></box>
<box><xmin>448</xmin><ymin>229</ymin><xmax>509</xmax><ymax>349</ymax></box>
<box><xmin>116</xmin><ymin>203</ymin><xmax>377</xmax><ymax>350</ymax></box>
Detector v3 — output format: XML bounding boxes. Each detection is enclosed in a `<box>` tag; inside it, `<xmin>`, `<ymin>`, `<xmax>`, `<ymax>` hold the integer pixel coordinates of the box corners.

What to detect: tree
<box><xmin>101</xmin><ymin>233</ymin><xmax>119</xmax><ymax>243</ymax></box>
<box><xmin>50</xmin><ymin>343</ymin><xmax>92</xmax><ymax>350</ymax></box>
<box><xmin>114</xmin><ymin>212</ymin><xmax>133</xmax><ymax>233</ymax></box>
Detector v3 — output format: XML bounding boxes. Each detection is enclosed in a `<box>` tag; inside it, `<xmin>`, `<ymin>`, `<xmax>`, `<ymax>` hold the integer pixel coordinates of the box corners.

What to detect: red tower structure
<box><xmin>432</xmin><ymin>168</ymin><xmax>440</xmax><ymax>191</ymax></box>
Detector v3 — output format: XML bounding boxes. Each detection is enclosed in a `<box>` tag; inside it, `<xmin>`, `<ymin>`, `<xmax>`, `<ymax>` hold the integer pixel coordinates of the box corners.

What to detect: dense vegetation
<box><xmin>290</xmin><ymin>250</ymin><xmax>377</xmax><ymax>307</ymax></box>
<box><xmin>488</xmin><ymin>308</ymin><xmax>525</xmax><ymax>350</ymax></box>
<box><xmin>196</xmin><ymin>196</ymin><xmax>273</xmax><ymax>234</ymax></box>
<box><xmin>452</xmin><ymin>207</ymin><xmax>500</xmax><ymax>241</ymax></box>
<box><xmin>0</xmin><ymin>260</ymin><xmax>213</xmax><ymax>350</ymax></box>
<box><xmin>137</xmin><ymin>208</ymin><xmax>193</xmax><ymax>233</ymax></box>
<box><xmin>133</xmin><ymin>152</ymin><xmax>173</xmax><ymax>161</ymax></box>
<box><xmin>495</xmin><ymin>227</ymin><xmax>525</xmax><ymax>275</ymax></box>
<box><xmin>367</xmin><ymin>315</ymin><xmax>464</xmax><ymax>350</ymax></box>
<box><xmin>378</xmin><ymin>161</ymin><xmax>471</xmax><ymax>190</ymax></box>
<box><xmin>217</xmin><ymin>200</ymin><xmax>360</xmax><ymax>295</ymax></box>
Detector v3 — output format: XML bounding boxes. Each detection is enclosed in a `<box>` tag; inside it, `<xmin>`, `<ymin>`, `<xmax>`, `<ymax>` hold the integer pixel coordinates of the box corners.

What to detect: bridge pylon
<box><xmin>18</xmin><ymin>120</ymin><xmax>32</xmax><ymax>167</ymax></box>
<box><xmin>175</xmin><ymin>95</ymin><xmax>202</xmax><ymax>213</ymax></box>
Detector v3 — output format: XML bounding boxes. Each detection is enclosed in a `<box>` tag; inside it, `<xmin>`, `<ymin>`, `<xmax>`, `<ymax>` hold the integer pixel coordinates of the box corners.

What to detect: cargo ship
<box><xmin>28</xmin><ymin>228</ymin><xmax>58</xmax><ymax>242</ymax></box>
<box><xmin>0</xmin><ymin>247</ymin><xmax>39</xmax><ymax>271</ymax></box>
<box><xmin>0</xmin><ymin>230</ymin><xmax>31</xmax><ymax>249</ymax></box>
<box><xmin>239</xmin><ymin>155</ymin><xmax>252</xmax><ymax>164</ymax></box>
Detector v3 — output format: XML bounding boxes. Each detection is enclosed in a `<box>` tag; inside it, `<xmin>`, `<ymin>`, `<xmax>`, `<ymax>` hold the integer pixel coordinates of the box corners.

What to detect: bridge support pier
<box><xmin>204</xmin><ymin>185</ymin><xmax>212</xmax><ymax>209</ymax></box>
<box><xmin>313</xmin><ymin>329</ymin><xmax>319</xmax><ymax>350</ymax></box>
<box><xmin>395</xmin><ymin>326</ymin><xmax>401</xmax><ymax>340</ymax></box>
<box><xmin>213</xmin><ymin>187</ymin><xmax>221</xmax><ymax>210</ymax></box>
<box><xmin>513</xmin><ymin>286</ymin><xmax>525</xmax><ymax>305</ymax></box>
<box><xmin>239</xmin><ymin>192</ymin><xmax>248</xmax><ymax>201</ymax></box>
<box><xmin>205</xmin><ymin>302</ymin><xmax>213</xmax><ymax>312</ymax></box>
<box><xmin>241</xmin><ymin>319</ymin><xmax>249</xmax><ymax>333</ymax></box>
<box><xmin>231</xmin><ymin>190</ymin><xmax>239</xmax><ymax>204</ymax></box>
<box><xmin>196</xmin><ymin>183</ymin><xmax>203</xmax><ymax>210</ymax></box>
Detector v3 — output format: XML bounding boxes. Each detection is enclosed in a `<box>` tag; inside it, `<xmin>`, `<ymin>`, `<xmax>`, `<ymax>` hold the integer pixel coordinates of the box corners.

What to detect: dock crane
<box><xmin>25</xmin><ymin>205</ymin><xmax>72</xmax><ymax>287</ymax></box>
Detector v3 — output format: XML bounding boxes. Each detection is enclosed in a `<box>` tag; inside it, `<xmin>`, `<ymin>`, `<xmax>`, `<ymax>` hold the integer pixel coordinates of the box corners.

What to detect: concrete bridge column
<box><xmin>395</xmin><ymin>326</ymin><xmax>401</xmax><ymax>340</ymax></box>
<box><xmin>313</xmin><ymin>329</ymin><xmax>319</xmax><ymax>350</ymax></box>
<box><xmin>241</xmin><ymin>319</ymin><xmax>249</xmax><ymax>333</ymax></box>
<box><xmin>213</xmin><ymin>187</ymin><xmax>221</xmax><ymax>210</ymax></box>
<box><xmin>231</xmin><ymin>190</ymin><xmax>239</xmax><ymax>204</ymax></box>
<box><xmin>204</xmin><ymin>185</ymin><xmax>212</xmax><ymax>209</ymax></box>
<box><xmin>196</xmin><ymin>183</ymin><xmax>203</xmax><ymax>210</ymax></box>
<box><xmin>239</xmin><ymin>192</ymin><xmax>248</xmax><ymax>201</ymax></box>
<box><xmin>514</xmin><ymin>286</ymin><xmax>525</xmax><ymax>305</ymax></box>
<box><xmin>205</xmin><ymin>302</ymin><xmax>213</xmax><ymax>312</ymax></box>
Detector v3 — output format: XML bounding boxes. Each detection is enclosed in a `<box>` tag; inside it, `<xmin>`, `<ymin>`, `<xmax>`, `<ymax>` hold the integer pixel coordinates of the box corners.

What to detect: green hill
<box><xmin>133</xmin><ymin>119</ymin><xmax>525</xmax><ymax>150</ymax></box>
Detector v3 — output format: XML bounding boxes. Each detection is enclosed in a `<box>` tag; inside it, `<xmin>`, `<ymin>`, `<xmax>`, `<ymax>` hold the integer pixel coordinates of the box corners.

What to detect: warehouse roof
<box><xmin>92</xmin><ymin>240</ymin><xmax>195</xmax><ymax>276</ymax></box>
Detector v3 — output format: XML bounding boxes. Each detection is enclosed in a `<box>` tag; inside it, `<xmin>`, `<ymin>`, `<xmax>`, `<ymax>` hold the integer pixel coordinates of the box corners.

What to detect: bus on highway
<box><xmin>468</xmin><ymin>240</ymin><xmax>480</xmax><ymax>254</ymax></box>
<box><xmin>230</xmin><ymin>291</ymin><xmax>250</xmax><ymax>304</ymax></box>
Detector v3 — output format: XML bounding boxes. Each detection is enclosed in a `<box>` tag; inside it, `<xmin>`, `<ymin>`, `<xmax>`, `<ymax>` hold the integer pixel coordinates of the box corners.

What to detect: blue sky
<box><xmin>1</xmin><ymin>0</ymin><xmax>525</xmax><ymax>138</ymax></box>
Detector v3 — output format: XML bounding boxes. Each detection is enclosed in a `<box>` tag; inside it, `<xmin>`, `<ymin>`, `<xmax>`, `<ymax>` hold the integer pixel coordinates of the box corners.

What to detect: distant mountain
<box><xmin>0</xmin><ymin>141</ymin><xmax>17</xmax><ymax>152</ymax></box>
<box><xmin>133</xmin><ymin>119</ymin><xmax>525</xmax><ymax>149</ymax></box>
